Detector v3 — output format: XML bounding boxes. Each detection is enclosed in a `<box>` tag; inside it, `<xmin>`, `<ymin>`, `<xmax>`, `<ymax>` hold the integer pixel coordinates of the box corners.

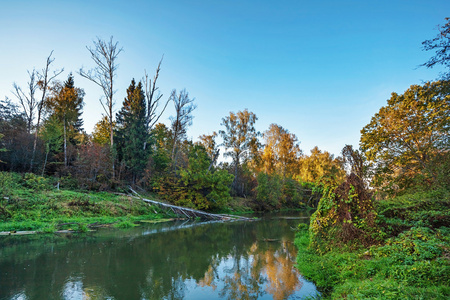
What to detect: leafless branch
<box><xmin>78</xmin><ymin>36</ymin><xmax>122</xmax><ymax>148</ymax></box>
<box><xmin>170</xmin><ymin>89</ymin><xmax>196</xmax><ymax>162</ymax></box>
<box><xmin>143</xmin><ymin>56</ymin><xmax>170</xmax><ymax>130</ymax></box>
<box><xmin>12</xmin><ymin>69</ymin><xmax>38</xmax><ymax>133</ymax></box>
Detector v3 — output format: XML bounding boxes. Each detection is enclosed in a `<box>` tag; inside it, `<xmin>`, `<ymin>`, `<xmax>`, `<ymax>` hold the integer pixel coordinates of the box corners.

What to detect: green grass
<box><xmin>0</xmin><ymin>172</ymin><xmax>173</xmax><ymax>233</ymax></box>
<box><xmin>295</xmin><ymin>189</ymin><xmax>450</xmax><ymax>299</ymax></box>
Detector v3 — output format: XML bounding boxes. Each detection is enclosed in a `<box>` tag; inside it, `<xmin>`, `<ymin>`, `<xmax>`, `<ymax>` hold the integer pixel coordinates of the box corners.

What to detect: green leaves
<box><xmin>156</xmin><ymin>145</ymin><xmax>233</xmax><ymax>211</ymax></box>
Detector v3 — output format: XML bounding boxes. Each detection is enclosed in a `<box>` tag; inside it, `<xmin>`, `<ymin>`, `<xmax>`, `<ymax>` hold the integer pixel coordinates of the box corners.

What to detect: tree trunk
<box><xmin>29</xmin><ymin>105</ymin><xmax>43</xmax><ymax>172</ymax></box>
<box><xmin>42</xmin><ymin>146</ymin><xmax>49</xmax><ymax>176</ymax></box>
<box><xmin>64</xmin><ymin>115</ymin><xmax>67</xmax><ymax>167</ymax></box>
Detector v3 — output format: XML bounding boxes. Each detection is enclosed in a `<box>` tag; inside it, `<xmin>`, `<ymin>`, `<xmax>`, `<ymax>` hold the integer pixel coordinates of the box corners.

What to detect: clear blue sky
<box><xmin>1</xmin><ymin>0</ymin><xmax>448</xmax><ymax>156</ymax></box>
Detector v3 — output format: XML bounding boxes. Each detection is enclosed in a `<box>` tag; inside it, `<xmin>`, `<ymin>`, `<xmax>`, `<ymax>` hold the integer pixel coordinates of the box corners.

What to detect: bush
<box><xmin>256</xmin><ymin>173</ymin><xmax>306</xmax><ymax>209</ymax></box>
<box><xmin>0</xmin><ymin>171</ymin><xmax>20</xmax><ymax>196</ymax></box>
<box><xmin>22</xmin><ymin>173</ymin><xmax>51</xmax><ymax>190</ymax></box>
<box><xmin>154</xmin><ymin>145</ymin><xmax>234</xmax><ymax>211</ymax></box>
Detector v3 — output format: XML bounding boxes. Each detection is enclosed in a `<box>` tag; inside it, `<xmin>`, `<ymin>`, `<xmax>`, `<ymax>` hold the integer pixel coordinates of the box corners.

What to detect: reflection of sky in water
<box><xmin>61</xmin><ymin>277</ymin><xmax>114</xmax><ymax>300</ymax></box>
<box><xmin>62</xmin><ymin>278</ymin><xmax>84</xmax><ymax>299</ymax></box>
<box><xmin>1</xmin><ymin>215</ymin><xmax>318</xmax><ymax>300</ymax></box>
<box><xmin>8</xmin><ymin>292</ymin><xmax>26</xmax><ymax>300</ymax></box>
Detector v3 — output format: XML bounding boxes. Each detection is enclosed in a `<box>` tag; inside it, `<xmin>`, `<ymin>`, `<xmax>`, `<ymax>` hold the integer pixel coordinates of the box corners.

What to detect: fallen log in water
<box><xmin>129</xmin><ymin>187</ymin><xmax>253</xmax><ymax>222</ymax></box>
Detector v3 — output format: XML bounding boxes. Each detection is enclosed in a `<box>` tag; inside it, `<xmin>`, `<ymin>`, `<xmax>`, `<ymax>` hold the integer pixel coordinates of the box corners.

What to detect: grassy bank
<box><xmin>295</xmin><ymin>189</ymin><xmax>450</xmax><ymax>299</ymax></box>
<box><xmin>0</xmin><ymin>172</ymin><xmax>173</xmax><ymax>233</ymax></box>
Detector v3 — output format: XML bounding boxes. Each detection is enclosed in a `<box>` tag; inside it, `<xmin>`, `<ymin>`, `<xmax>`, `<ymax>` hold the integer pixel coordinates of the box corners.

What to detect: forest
<box><xmin>0</xmin><ymin>36</ymin><xmax>348</xmax><ymax>213</ymax></box>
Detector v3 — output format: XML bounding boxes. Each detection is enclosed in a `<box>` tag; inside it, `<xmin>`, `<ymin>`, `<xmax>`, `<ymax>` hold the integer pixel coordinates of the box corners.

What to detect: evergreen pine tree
<box><xmin>115</xmin><ymin>79</ymin><xmax>149</xmax><ymax>183</ymax></box>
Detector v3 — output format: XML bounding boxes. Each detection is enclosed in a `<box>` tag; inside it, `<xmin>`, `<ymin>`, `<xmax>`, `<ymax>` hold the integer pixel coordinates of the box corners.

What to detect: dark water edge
<box><xmin>0</xmin><ymin>212</ymin><xmax>319</xmax><ymax>300</ymax></box>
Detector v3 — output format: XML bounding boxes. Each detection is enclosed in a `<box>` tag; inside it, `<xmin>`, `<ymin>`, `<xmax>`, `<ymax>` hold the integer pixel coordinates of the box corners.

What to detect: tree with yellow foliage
<box><xmin>297</xmin><ymin>146</ymin><xmax>345</xmax><ymax>185</ymax></box>
<box><xmin>260</xmin><ymin>124</ymin><xmax>302</xmax><ymax>178</ymax></box>
<box><xmin>92</xmin><ymin>116</ymin><xmax>116</xmax><ymax>146</ymax></box>
<box><xmin>360</xmin><ymin>81</ymin><xmax>450</xmax><ymax>191</ymax></box>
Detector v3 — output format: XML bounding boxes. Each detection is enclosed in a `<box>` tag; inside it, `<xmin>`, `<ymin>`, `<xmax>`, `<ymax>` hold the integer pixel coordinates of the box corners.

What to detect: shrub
<box><xmin>22</xmin><ymin>173</ymin><xmax>51</xmax><ymax>190</ymax></box>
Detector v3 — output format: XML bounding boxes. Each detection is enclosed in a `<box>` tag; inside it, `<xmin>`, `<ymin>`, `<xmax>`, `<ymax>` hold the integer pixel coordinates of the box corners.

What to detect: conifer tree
<box><xmin>46</xmin><ymin>73</ymin><xmax>85</xmax><ymax>166</ymax></box>
<box><xmin>115</xmin><ymin>79</ymin><xmax>148</xmax><ymax>183</ymax></box>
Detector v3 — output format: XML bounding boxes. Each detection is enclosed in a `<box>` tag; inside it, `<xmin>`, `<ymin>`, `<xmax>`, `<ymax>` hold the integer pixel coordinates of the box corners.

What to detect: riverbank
<box><xmin>0</xmin><ymin>172</ymin><xmax>303</xmax><ymax>233</ymax></box>
<box><xmin>295</xmin><ymin>189</ymin><xmax>450</xmax><ymax>299</ymax></box>
<box><xmin>0</xmin><ymin>173</ymin><xmax>176</xmax><ymax>233</ymax></box>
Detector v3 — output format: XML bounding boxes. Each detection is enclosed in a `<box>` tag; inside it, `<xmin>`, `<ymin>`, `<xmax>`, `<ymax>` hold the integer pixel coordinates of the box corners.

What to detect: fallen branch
<box><xmin>128</xmin><ymin>187</ymin><xmax>253</xmax><ymax>222</ymax></box>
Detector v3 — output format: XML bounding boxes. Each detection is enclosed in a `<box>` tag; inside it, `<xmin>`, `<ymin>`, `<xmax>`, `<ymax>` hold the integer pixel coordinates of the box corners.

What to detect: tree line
<box><xmin>1</xmin><ymin>19</ymin><xmax>449</xmax><ymax>211</ymax></box>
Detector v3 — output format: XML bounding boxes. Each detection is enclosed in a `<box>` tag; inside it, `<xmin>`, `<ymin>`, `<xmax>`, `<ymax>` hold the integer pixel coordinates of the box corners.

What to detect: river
<box><xmin>0</xmin><ymin>212</ymin><xmax>319</xmax><ymax>299</ymax></box>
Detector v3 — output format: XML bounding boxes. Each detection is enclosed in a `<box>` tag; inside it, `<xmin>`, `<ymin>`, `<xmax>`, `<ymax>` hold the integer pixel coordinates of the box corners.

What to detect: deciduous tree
<box><xmin>341</xmin><ymin>144</ymin><xmax>370</xmax><ymax>183</ymax></box>
<box><xmin>12</xmin><ymin>51</ymin><xmax>63</xmax><ymax>171</ymax></box>
<box><xmin>260</xmin><ymin>124</ymin><xmax>301</xmax><ymax>178</ymax></box>
<box><xmin>0</xmin><ymin>99</ymin><xmax>30</xmax><ymax>171</ymax></box>
<box><xmin>298</xmin><ymin>146</ymin><xmax>344</xmax><ymax>185</ymax></box>
<box><xmin>79</xmin><ymin>36</ymin><xmax>122</xmax><ymax>177</ymax></box>
<box><xmin>39</xmin><ymin>115</ymin><xmax>63</xmax><ymax>175</ymax></box>
<box><xmin>219</xmin><ymin>109</ymin><xmax>260</xmax><ymax>194</ymax></box>
<box><xmin>360</xmin><ymin>81</ymin><xmax>450</xmax><ymax>191</ymax></box>
<box><xmin>92</xmin><ymin>116</ymin><xmax>115</xmax><ymax>146</ymax></box>
<box><xmin>198</xmin><ymin>131</ymin><xmax>219</xmax><ymax>164</ymax></box>
<box><xmin>12</xmin><ymin>71</ymin><xmax>38</xmax><ymax>133</ymax></box>
<box><xmin>169</xmin><ymin>89</ymin><xmax>196</xmax><ymax>167</ymax></box>
<box><xmin>143</xmin><ymin>57</ymin><xmax>170</xmax><ymax>132</ymax></box>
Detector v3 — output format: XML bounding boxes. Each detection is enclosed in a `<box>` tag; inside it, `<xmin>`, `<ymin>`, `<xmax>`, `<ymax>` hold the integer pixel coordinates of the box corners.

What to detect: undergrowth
<box><xmin>295</xmin><ymin>187</ymin><xmax>450</xmax><ymax>299</ymax></box>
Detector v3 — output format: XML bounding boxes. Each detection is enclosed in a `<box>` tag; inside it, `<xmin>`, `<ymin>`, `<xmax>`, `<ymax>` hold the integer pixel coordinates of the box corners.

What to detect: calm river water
<box><xmin>0</xmin><ymin>212</ymin><xmax>319</xmax><ymax>299</ymax></box>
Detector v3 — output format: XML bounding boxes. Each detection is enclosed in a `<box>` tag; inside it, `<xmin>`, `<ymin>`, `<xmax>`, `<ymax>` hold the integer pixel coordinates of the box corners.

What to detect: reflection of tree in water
<box><xmin>264</xmin><ymin>240</ymin><xmax>302</xmax><ymax>300</ymax></box>
<box><xmin>0</xmin><ymin>216</ymin><xmax>309</xmax><ymax>300</ymax></box>
<box><xmin>202</xmin><ymin>237</ymin><xmax>303</xmax><ymax>300</ymax></box>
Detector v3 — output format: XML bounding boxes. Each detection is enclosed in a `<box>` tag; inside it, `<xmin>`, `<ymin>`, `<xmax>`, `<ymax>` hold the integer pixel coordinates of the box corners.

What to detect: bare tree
<box><xmin>12</xmin><ymin>70</ymin><xmax>38</xmax><ymax>133</ymax></box>
<box><xmin>79</xmin><ymin>36</ymin><xmax>122</xmax><ymax>177</ymax></box>
<box><xmin>12</xmin><ymin>51</ymin><xmax>63</xmax><ymax>171</ymax></box>
<box><xmin>421</xmin><ymin>17</ymin><xmax>450</xmax><ymax>80</ymax></box>
<box><xmin>143</xmin><ymin>56</ymin><xmax>170</xmax><ymax>132</ymax></box>
<box><xmin>170</xmin><ymin>89</ymin><xmax>196</xmax><ymax>164</ymax></box>
<box><xmin>79</xmin><ymin>36</ymin><xmax>122</xmax><ymax>148</ymax></box>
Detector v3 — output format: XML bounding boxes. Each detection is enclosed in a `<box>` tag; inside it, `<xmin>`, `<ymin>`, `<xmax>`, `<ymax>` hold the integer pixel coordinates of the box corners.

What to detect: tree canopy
<box><xmin>360</xmin><ymin>80</ymin><xmax>450</xmax><ymax>191</ymax></box>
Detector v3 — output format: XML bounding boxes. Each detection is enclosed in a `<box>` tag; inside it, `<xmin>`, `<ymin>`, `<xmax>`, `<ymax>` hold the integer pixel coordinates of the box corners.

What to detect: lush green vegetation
<box><xmin>296</xmin><ymin>189</ymin><xmax>450</xmax><ymax>299</ymax></box>
<box><xmin>0</xmin><ymin>172</ymin><xmax>172</xmax><ymax>233</ymax></box>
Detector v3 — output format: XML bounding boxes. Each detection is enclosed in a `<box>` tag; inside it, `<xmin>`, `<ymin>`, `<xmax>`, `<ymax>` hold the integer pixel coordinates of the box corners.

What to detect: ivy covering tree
<box><xmin>115</xmin><ymin>79</ymin><xmax>149</xmax><ymax>183</ymax></box>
